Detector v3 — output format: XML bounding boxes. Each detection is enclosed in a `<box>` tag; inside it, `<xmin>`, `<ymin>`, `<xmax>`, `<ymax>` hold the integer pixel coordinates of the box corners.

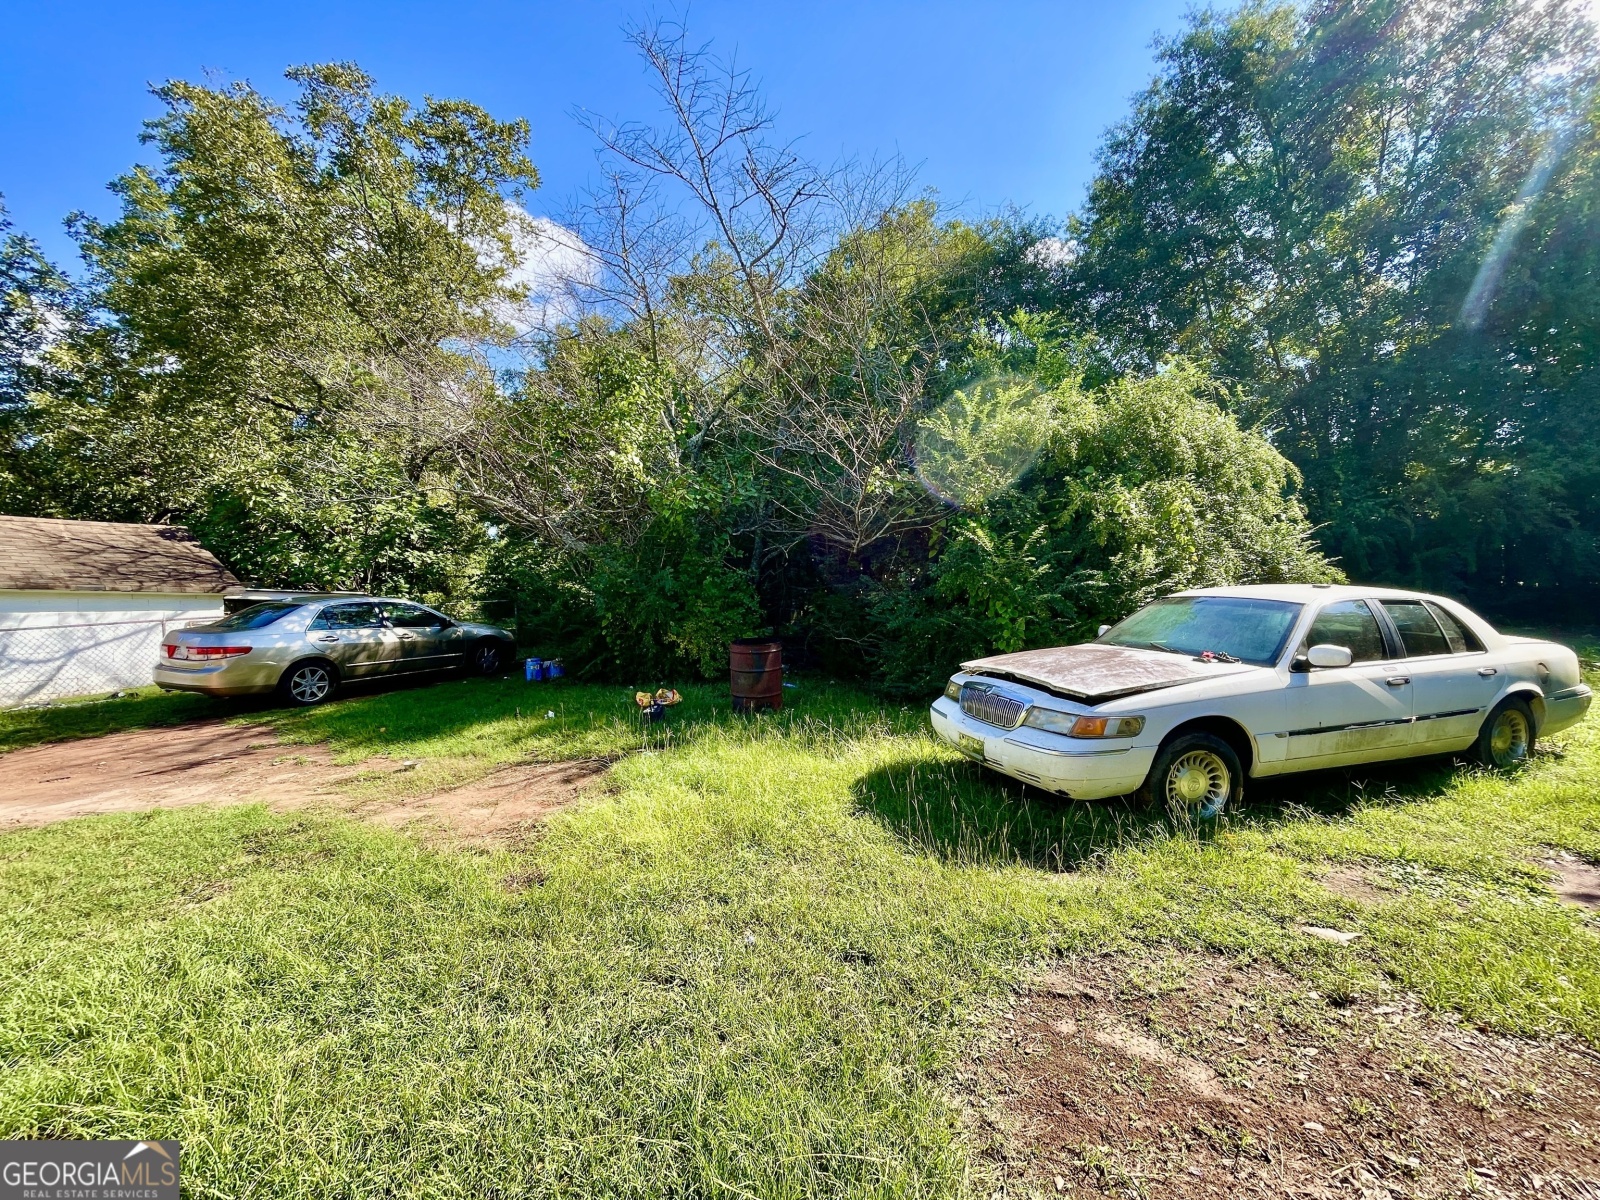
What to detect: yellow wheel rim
<box><xmin>1489</xmin><ymin>708</ymin><xmax>1529</xmax><ymax>767</ymax></box>
<box><xmin>1166</xmin><ymin>750</ymin><xmax>1229</xmax><ymax>818</ymax></box>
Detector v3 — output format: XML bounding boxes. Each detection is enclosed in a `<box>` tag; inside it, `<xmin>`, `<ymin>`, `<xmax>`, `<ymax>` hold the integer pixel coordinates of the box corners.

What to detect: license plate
<box><xmin>957</xmin><ymin>732</ymin><xmax>985</xmax><ymax>759</ymax></box>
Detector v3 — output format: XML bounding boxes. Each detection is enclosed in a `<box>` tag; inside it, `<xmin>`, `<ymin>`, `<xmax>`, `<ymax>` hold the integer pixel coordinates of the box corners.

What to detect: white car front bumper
<box><xmin>930</xmin><ymin>696</ymin><xmax>1155</xmax><ymax>800</ymax></box>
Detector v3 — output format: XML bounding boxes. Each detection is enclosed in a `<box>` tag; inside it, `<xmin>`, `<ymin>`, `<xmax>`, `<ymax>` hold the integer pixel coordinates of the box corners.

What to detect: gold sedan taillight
<box><xmin>165</xmin><ymin>644</ymin><xmax>252</xmax><ymax>660</ymax></box>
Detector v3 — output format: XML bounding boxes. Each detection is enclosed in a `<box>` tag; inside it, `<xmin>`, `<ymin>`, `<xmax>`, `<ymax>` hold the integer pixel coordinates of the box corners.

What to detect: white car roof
<box><xmin>1173</xmin><ymin>583</ymin><xmax>1507</xmax><ymax>646</ymax></box>
<box><xmin>1177</xmin><ymin>583</ymin><xmax>1459</xmax><ymax>605</ymax></box>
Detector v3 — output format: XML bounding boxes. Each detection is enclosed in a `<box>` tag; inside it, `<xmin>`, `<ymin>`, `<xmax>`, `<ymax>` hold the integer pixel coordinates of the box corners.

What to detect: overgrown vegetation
<box><xmin>3</xmin><ymin>3</ymin><xmax>1597</xmax><ymax>1189</ymax></box>
<box><xmin>1</xmin><ymin>668</ymin><xmax>1597</xmax><ymax>1196</ymax></box>
<box><xmin>3</xmin><ymin>0</ymin><xmax>1596</xmax><ymax>683</ymax></box>
<box><xmin>1069</xmin><ymin>0</ymin><xmax>1600</xmax><ymax>613</ymax></box>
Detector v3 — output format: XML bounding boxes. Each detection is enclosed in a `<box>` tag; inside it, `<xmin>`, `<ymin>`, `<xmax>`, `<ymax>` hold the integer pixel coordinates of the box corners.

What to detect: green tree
<box><xmin>7</xmin><ymin>34</ymin><xmax>1345</xmax><ymax>688</ymax></box>
<box><xmin>5</xmin><ymin>65</ymin><xmax>537</xmax><ymax>598</ymax></box>
<box><xmin>1070</xmin><ymin>0</ymin><xmax>1600</xmax><ymax>611</ymax></box>
<box><xmin>530</xmin><ymin>16</ymin><xmax>1341</xmax><ymax>682</ymax></box>
<box><xmin>869</xmin><ymin>347</ymin><xmax>1337</xmax><ymax>694</ymax></box>
<box><xmin>0</xmin><ymin>199</ymin><xmax>72</xmax><ymax>509</ymax></box>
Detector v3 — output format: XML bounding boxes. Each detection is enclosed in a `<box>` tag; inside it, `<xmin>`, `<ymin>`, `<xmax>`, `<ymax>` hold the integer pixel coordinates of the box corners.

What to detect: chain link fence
<box><xmin>0</xmin><ymin>617</ymin><xmax>175</xmax><ymax>708</ymax></box>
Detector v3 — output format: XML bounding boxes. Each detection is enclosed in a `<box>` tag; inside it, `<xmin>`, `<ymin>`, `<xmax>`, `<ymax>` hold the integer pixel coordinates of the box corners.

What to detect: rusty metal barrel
<box><xmin>730</xmin><ymin>638</ymin><xmax>783</xmax><ymax>713</ymax></box>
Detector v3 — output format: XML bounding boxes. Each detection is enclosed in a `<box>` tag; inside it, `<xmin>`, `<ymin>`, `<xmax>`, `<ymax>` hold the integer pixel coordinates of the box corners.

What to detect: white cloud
<box><xmin>1025</xmin><ymin>236</ymin><xmax>1079</xmax><ymax>270</ymax></box>
<box><xmin>481</xmin><ymin>203</ymin><xmax>598</xmax><ymax>337</ymax></box>
<box><xmin>18</xmin><ymin>306</ymin><xmax>69</xmax><ymax>368</ymax></box>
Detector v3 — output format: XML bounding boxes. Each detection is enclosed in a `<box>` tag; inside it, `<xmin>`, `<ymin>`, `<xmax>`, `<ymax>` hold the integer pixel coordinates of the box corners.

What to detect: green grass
<box><xmin>0</xmin><ymin>676</ymin><xmax>892</xmax><ymax>788</ymax></box>
<box><xmin>1</xmin><ymin>666</ymin><xmax>1598</xmax><ymax>1196</ymax></box>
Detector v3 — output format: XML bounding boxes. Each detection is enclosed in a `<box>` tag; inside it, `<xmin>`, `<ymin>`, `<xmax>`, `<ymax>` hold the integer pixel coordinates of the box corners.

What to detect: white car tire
<box><xmin>1140</xmin><ymin>732</ymin><xmax>1244</xmax><ymax>821</ymax></box>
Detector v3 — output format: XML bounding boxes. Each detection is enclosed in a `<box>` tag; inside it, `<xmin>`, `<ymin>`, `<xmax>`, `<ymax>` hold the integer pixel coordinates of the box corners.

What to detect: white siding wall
<box><xmin>0</xmin><ymin>591</ymin><xmax>224</xmax><ymax>708</ymax></box>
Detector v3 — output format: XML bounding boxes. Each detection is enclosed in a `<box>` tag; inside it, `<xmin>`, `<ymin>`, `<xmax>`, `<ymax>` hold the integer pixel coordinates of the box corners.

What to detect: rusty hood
<box><xmin>960</xmin><ymin>643</ymin><xmax>1259</xmax><ymax>704</ymax></box>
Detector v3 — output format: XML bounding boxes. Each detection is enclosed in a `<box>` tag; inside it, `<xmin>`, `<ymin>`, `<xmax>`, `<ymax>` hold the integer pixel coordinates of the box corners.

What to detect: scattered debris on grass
<box><xmin>500</xmin><ymin>867</ymin><xmax>548</xmax><ymax>892</ymax></box>
<box><xmin>960</xmin><ymin>951</ymin><xmax>1600</xmax><ymax>1198</ymax></box>
<box><xmin>1298</xmin><ymin>925</ymin><xmax>1362</xmax><ymax>945</ymax></box>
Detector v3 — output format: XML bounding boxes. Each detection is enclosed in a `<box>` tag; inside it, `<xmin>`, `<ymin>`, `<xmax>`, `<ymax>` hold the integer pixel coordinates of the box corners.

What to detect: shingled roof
<box><xmin>0</xmin><ymin>516</ymin><xmax>242</xmax><ymax>594</ymax></box>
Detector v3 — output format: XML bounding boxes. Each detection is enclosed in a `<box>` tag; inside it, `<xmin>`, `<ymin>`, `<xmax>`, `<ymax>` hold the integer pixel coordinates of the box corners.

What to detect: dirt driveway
<box><xmin>0</xmin><ymin>721</ymin><xmax>606</xmax><ymax>843</ymax></box>
<box><xmin>967</xmin><ymin>951</ymin><xmax>1600</xmax><ymax>1199</ymax></box>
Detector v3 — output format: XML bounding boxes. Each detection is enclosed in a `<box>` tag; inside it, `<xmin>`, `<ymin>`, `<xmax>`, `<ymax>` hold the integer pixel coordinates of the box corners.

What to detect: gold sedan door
<box><xmin>381</xmin><ymin>602</ymin><xmax>456</xmax><ymax>673</ymax></box>
<box><xmin>307</xmin><ymin>602</ymin><xmax>404</xmax><ymax>677</ymax></box>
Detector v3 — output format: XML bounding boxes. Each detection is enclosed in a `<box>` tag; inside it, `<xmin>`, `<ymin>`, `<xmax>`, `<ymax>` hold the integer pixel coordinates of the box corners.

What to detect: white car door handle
<box><xmin>313</xmin><ymin>634</ymin><xmax>340</xmax><ymax>644</ymax></box>
<box><xmin>1478</xmin><ymin>667</ymin><xmax>1498</xmax><ymax>677</ymax></box>
<box><xmin>1385</xmin><ymin>676</ymin><xmax>1410</xmax><ymax>687</ymax></box>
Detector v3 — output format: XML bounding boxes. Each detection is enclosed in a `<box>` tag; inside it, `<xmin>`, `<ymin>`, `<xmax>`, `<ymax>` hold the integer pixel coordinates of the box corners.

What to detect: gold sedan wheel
<box><xmin>280</xmin><ymin>661</ymin><xmax>337</xmax><ymax>707</ymax></box>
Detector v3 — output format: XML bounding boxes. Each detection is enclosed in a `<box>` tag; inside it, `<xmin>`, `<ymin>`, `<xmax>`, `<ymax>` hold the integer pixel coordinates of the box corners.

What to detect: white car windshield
<box><xmin>1098</xmin><ymin>596</ymin><xmax>1302</xmax><ymax>665</ymax></box>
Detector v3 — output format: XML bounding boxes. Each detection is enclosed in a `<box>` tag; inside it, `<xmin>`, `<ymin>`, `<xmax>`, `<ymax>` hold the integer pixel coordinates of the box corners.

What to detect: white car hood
<box><xmin>961</xmin><ymin>643</ymin><xmax>1262</xmax><ymax>704</ymax></box>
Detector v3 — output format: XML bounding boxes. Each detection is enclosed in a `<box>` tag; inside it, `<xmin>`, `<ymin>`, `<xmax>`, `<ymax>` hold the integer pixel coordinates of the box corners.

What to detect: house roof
<box><xmin>0</xmin><ymin>516</ymin><xmax>242</xmax><ymax>595</ymax></box>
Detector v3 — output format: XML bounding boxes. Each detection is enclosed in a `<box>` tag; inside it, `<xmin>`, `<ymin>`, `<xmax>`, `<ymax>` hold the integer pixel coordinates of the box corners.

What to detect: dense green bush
<box><xmin>489</xmin><ymin>509</ymin><xmax>763</xmax><ymax>682</ymax></box>
<box><xmin>488</xmin><ymin>340</ymin><xmax>1333</xmax><ymax>691</ymax></box>
<box><xmin>861</xmin><ymin>361</ymin><xmax>1338</xmax><ymax>694</ymax></box>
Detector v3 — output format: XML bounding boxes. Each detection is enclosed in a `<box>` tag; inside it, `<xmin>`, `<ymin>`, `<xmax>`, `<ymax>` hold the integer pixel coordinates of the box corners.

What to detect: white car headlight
<box><xmin>943</xmin><ymin>678</ymin><xmax>962</xmax><ymax>701</ymax></box>
<box><xmin>1024</xmin><ymin>708</ymin><xmax>1145</xmax><ymax>738</ymax></box>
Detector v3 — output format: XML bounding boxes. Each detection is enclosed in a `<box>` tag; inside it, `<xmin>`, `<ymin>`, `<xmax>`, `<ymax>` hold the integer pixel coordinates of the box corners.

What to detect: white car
<box><xmin>929</xmin><ymin>584</ymin><xmax>1592</xmax><ymax>817</ymax></box>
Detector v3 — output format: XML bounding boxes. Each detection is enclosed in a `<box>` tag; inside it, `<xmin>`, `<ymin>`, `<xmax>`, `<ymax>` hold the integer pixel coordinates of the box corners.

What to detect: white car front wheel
<box><xmin>1141</xmin><ymin>732</ymin><xmax>1243</xmax><ymax>820</ymax></box>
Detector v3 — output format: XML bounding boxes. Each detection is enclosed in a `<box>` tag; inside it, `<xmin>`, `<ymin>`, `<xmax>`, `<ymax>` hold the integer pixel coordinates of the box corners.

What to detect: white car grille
<box><xmin>959</xmin><ymin>684</ymin><xmax>1026</xmax><ymax>729</ymax></box>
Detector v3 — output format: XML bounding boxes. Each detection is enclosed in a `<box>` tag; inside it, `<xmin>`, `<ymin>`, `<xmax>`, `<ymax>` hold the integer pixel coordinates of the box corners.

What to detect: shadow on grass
<box><xmin>0</xmin><ymin>672</ymin><xmax>492</xmax><ymax>757</ymax></box>
<box><xmin>1243</xmin><ymin>753</ymin><xmax>1468</xmax><ymax>820</ymax></box>
<box><xmin>852</xmin><ymin>755</ymin><xmax>1170</xmax><ymax>872</ymax></box>
<box><xmin>0</xmin><ymin>667</ymin><xmax>515</xmax><ymax>756</ymax></box>
<box><xmin>0</xmin><ymin>688</ymin><xmax>226</xmax><ymax>753</ymax></box>
<box><xmin>854</xmin><ymin>748</ymin><xmax>1484</xmax><ymax>873</ymax></box>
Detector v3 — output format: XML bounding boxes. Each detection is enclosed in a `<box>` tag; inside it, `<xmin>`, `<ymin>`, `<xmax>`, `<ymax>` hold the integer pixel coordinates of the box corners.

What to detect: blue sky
<box><xmin>1</xmin><ymin>0</ymin><xmax>1196</xmax><ymax>272</ymax></box>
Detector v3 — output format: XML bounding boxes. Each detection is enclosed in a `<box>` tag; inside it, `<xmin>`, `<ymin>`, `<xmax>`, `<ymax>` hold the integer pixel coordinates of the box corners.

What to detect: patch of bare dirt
<box><xmin>1320</xmin><ymin>866</ymin><xmax>1393</xmax><ymax>906</ymax></box>
<box><xmin>346</xmin><ymin>759</ymin><xmax>609</xmax><ymax>846</ymax></box>
<box><xmin>961</xmin><ymin>953</ymin><xmax>1600</xmax><ymax>1199</ymax></box>
<box><xmin>0</xmin><ymin>722</ymin><xmax>607</xmax><ymax>843</ymax></box>
<box><xmin>1538</xmin><ymin>853</ymin><xmax>1600</xmax><ymax>912</ymax></box>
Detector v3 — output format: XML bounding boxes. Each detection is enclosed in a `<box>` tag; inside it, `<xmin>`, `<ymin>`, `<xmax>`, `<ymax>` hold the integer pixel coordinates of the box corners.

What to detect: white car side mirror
<box><xmin>1097</xmin><ymin>624</ymin><xmax>1111</xmax><ymax>637</ymax></box>
<box><xmin>1306</xmin><ymin>643</ymin><xmax>1354</xmax><ymax>669</ymax></box>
